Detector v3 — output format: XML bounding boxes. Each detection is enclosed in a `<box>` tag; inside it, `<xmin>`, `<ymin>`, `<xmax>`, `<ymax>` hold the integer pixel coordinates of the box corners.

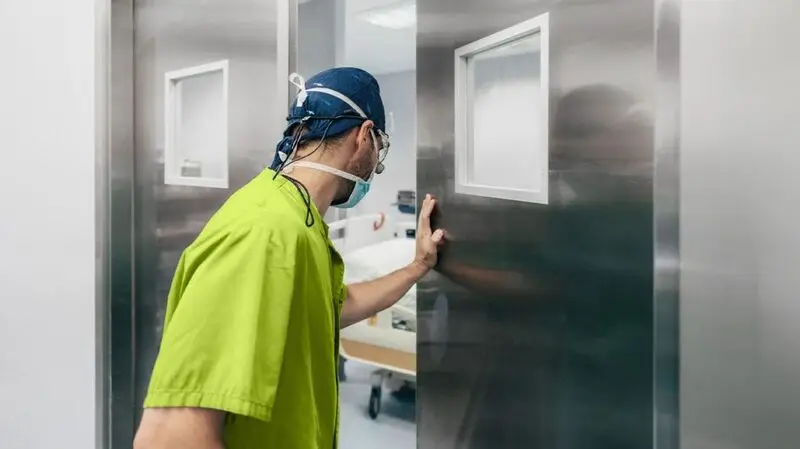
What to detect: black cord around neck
<box><xmin>273</xmin><ymin>114</ymin><xmax>365</xmax><ymax>177</ymax></box>
<box><xmin>283</xmin><ymin>175</ymin><xmax>315</xmax><ymax>228</ymax></box>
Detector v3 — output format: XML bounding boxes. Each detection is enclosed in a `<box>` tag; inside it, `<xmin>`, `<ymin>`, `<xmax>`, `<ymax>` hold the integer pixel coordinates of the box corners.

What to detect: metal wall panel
<box><xmin>108</xmin><ymin>0</ymin><xmax>137</xmax><ymax>446</ymax></box>
<box><xmin>679</xmin><ymin>1</ymin><xmax>800</xmax><ymax>448</ymax></box>
<box><xmin>131</xmin><ymin>0</ymin><xmax>282</xmax><ymax>426</ymax></box>
<box><xmin>97</xmin><ymin>0</ymin><xmax>114</xmax><ymax>447</ymax></box>
<box><xmin>416</xmin><ymin>1</ymin><xmax>655</xmax><ymax>448</ymax></box>
<box><xmin>654</xmin><ymin>1</ymin><xmax>681</xmax><ymax>448</ymax></box>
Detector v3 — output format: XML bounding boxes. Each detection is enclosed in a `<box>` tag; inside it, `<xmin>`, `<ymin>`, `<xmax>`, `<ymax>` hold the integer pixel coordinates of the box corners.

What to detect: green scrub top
<box><xmin>144</xmin><ymin>169</ymin><xmax>346</xmax><ymax>449</ymax></box>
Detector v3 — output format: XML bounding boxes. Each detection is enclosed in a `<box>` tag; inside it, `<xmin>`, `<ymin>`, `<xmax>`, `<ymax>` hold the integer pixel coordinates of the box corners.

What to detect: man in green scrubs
<box><xmin>133</xmin><ymin>68</ymin><xmax>444</xmax><ymax>449</ymax></box>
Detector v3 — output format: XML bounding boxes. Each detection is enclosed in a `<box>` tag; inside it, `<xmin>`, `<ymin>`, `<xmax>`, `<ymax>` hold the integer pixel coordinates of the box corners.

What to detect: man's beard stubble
<box><xmin>333</xmin><ymin>179</ymin><xmax>356</xmax><ymax>205</ymax></box>
<box><xmin>332</xmin><ymin>152</ymin><xmax>373</xmax><ymax>205</ymax></box>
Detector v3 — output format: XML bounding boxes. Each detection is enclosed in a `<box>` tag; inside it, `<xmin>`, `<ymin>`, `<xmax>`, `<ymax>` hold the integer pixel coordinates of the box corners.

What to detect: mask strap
<box><xmin>286</xmin><ymin>78</ymin><xmax>384</xmax><ymax>175</ymax></box>
<box><xmin>289</xmin><ymin>161</ymin><xmax>365</xmax><ymax>184</ymax></box>
<box><xmin>386</xmin><ymin>111</ymin><xmax>396</xmax><ymax>134</ymax></box>
<box><xmin>305</xmin><ymin>87</ymin><xmax>367</xmax><ymax>119</ymax></box>
<box><xmin>289</xmin><ymin>73</ymin><xmax>308</xmax><ymax>107</ymax></box>
<box><xmin>307</xmin><ymin>87</ymin><xmax>383</xmax><ymax>158</ymax></box>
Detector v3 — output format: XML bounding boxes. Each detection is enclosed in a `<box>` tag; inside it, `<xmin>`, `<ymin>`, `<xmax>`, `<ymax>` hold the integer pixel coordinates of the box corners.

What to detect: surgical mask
<box><xmin>290</xmin><ymin>161</ymin><xmax>373</xmax><ymax>209</ymax></box>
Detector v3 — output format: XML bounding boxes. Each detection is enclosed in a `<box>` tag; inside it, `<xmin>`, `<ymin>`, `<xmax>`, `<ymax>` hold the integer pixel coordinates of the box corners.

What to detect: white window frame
<box><xmin>164</xmin><ymin>60</ymin><xmax>230</xmax><ymax>189</ymax></box>
<box><xmin>454</xmin><ymin>12</ymin><xmax>550</xmax><ymax>204</ymax></box>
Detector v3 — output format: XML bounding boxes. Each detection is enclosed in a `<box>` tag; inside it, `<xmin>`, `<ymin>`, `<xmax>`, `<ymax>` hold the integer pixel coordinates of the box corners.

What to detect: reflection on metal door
<box><xmin>107</xmin><ymin>0</ymin><xmax>286</xmax><ymax>447</ymax></box>
<box><xmin>132</xmin><ymin>0</ymin><xmax>283</xmax><ymax>421</ymax></box>
<box><xmin>416</xmin><ymin>1</ymin><xmax>656</xmax><ymax>448</ymax></box>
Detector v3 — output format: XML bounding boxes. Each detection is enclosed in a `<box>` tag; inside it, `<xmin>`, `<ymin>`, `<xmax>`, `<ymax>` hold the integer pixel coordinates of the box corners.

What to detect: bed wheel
<box><xmin>368</xmin><ymin>387</ymin><xmax>382</xmax><ymax>419</ymax></box>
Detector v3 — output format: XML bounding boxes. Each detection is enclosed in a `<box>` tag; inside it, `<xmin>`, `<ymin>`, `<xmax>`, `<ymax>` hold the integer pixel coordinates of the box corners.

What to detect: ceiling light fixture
<box><xmin>358</xmin><ymin>0</ymin><xmax>416</xmax><ymax>30</ymax></box>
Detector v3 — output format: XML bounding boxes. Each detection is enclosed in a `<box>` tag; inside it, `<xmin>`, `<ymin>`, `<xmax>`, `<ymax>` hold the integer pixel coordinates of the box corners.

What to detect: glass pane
<box><xmin>469</xmin><ymin>32</ymin><xmax>543</xmax><ymax>191</ymax></box>
<box><xmin>175</xmin><ymin>70</ymin><xmax>226</xmax><ymax>181</ymax></box>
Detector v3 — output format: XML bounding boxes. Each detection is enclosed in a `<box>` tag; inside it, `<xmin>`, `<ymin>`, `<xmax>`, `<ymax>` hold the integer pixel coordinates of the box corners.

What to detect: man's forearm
<box><xmin>134</xmin><ymin>408</ymin><xmax>226</xmax><ymax>449</ymax></box>
<box><xmin>341</xmin><ymin>262</ymin><xmax>428</xmax><ymax>328</ymax></box>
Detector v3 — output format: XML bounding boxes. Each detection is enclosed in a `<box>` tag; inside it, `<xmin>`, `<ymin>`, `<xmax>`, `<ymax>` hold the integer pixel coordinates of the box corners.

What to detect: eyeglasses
<box><xmin>294</xmin><ymin>113</ymin><xmax>391</xmax><ymax>164</ymax></box>
<box><xmin>373</xmin><ymin>128</ymin><xmax>391</xmax><ymax>163</ymax></box>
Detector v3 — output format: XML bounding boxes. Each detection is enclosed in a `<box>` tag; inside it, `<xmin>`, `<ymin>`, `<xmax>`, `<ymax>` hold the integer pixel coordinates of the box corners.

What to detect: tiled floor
<box><xmin>338</xmin><ymin>361</ymin><xmax>416</xmax><ymax>449</ymax></box>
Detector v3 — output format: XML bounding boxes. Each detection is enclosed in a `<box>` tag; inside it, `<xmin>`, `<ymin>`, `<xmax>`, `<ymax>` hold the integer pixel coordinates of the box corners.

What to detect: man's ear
<box><xmin>358</xmin><ymin>120</ymin><xmax>374</xmax><ymax>146</ymax></box>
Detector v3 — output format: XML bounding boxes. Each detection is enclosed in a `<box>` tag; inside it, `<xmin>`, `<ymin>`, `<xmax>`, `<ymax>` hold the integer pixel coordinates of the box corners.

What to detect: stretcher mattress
<box><xmin>342</xmin><ymin>238</ymin><xmax>417</xmax><ymax>311</ymax></box>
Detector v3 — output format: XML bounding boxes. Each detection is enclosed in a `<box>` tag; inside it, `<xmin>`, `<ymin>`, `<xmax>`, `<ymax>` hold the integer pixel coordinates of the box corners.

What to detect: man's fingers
<box><xmin>418</xmin><ymin>194</ymin><xmax>435</xmax><ymax>230</ymax></box>
<box><xmin>432</xmin><ymin>229</ymin><xmax>445</xmax><ymax>243</ymax></box>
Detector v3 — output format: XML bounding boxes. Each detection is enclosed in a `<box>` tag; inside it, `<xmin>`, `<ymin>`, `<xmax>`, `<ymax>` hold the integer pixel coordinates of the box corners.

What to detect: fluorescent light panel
<box><xmin>358</xmin><ymin>0</ymin><xmax>416</xmax><ymax>30</ymax></box>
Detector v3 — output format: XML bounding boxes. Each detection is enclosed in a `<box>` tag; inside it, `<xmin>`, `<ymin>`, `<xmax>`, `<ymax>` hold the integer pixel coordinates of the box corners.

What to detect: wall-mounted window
<box><xmin>164</xmin><ymin>60</ymin><xmax>230</xmax><ymax>188</ymax></box>
<box><xmin>454</xmin><ymin>13</ymin><xmax>550</xmax><ymax>204</ymax></box>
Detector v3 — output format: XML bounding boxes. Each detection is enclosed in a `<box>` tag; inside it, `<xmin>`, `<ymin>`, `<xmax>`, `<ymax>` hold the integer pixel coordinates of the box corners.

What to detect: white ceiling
<box><xmin>341</xmin><ymin>0</ymin><xmax>417</xmax><ymax>75</ymax></box>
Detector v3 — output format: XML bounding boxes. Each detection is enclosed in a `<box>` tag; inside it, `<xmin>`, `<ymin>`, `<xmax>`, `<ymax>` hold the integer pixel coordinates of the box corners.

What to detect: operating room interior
<box><xmin>297</xmin><ymin>1</ymin><xmax>419</xmax><ymax>447</ymax></box>
<box><xmin>3</xmin><ymin>0</ymin><xmax>800</xmax><ymax>448</ymax></box>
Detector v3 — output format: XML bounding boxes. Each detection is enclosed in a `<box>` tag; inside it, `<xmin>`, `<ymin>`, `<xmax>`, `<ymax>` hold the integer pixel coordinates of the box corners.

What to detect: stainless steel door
<box><xmin>416</xmin><ymin>1</ymin><xmax>655</xmax><ymax>448</ymax></box>
<box><xmin>125</xmin><ymin>0</ymin><xmax>283</xmax><ymax>439</ymax></box>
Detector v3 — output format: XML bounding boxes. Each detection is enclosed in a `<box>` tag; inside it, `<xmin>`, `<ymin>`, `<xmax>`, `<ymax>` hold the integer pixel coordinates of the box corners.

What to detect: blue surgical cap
<box><xmin>271</xmin><ymin>67</ymin><xmax>386</xmax><ymax>169</ymax></box>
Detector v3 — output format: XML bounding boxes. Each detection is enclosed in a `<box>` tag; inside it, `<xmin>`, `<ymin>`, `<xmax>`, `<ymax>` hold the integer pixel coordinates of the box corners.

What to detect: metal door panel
<box><xmin>416</xmin><ymin>1</ymin><xmax>655</xmax><ymax>448</ymax></box>
<box><xmin>131</xmin><ymin>0</ymin><xmax>282</xmax><ymax>426</ymax></box>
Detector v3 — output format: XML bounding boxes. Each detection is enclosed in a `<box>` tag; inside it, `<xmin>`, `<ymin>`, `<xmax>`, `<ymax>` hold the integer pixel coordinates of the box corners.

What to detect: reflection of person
<box><xmin>436</xmin><ymin>84</ymin><xmax>652</xmax><ymax>298</ymax></box>
<box><xmin>548</xmin><ymin>85</ymin><xmax>654</xmax><ymax>449</ymax></box>
<box><xmin>429</xmin><ymin>84</ymin><xmax>653</xmax><ymax>448</ymax></box>
<box><xmin>437</xmin><ymin>259</ymin><xmax>535</xmax><ymax>297</ymax></box>
<box><xmin>134</xmin><ymin>68</ymin><xmax>444</xmax><ymax>449</ymax></box>
<box><xmin>551</xmin><ymin>84</ymin><xmax>652</xmax><ymax>204</ymax></box>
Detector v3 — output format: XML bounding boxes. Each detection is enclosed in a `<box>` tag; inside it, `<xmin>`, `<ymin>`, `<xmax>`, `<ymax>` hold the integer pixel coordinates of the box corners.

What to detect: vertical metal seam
<box><xmin>95</xmin><ymin>0</ymin><xmax>112</xmax><ymax>447</ymax></box>
<box><xmin>277</xmin><ymin>0</ymin><xmax>298</xmax><ymax>132</ymax></box>
<box><xmin>654</xmin><ymin>0</ymin><xmax>681</xmax><ymax>448</ymax></box>
<box><xmin>129</xmin><ymin>0</ymin><xmax>139</xmax><ymax>438</ymax></box>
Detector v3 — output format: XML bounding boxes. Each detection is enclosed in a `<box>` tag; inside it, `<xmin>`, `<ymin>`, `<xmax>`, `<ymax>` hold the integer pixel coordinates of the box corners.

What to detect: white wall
<box><xmin>353</xmin><ymin>70</ymin><xmax>417</xmax><ymax>222</ymax></box>
<box><xmin>0</xmin><ymin>1</ymin><xmax>99</xmax><ymax>448</ymax></box>
<box><xmin>298</xmin><ymin>0</ymin><xmax>350</xmax><ymax>224</ymax></box>
<box><xmin>343</xmin><ymin>0</ymin><xmax>416</xmax><ymax>75</ymax></box>
<box><xmin>298</xmin><ymin>0</ymin><xmax>338</xmax><ymax>76</ymax></box>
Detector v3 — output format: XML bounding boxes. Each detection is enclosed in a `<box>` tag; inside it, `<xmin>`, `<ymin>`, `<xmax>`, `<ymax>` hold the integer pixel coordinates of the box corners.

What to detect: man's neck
<box><xmin>282</xmin><ymin>166</ymin><xmax>340</xmax><ymax>218</ymax></box>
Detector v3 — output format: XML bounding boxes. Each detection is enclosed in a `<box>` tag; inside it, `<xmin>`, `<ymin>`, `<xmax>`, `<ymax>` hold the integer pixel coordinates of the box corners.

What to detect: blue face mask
<box><xmin>289</xmin><ymin>160</ymin><xmax>375</xmax><ymax>209</ymax></box>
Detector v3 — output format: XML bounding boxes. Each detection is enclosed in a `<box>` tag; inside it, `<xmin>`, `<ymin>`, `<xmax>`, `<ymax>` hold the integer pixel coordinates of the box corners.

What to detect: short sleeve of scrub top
<box><xmin>144</xmin><ymin>223</ymin><xmax>300</xmax><ymax>422</ymax></box>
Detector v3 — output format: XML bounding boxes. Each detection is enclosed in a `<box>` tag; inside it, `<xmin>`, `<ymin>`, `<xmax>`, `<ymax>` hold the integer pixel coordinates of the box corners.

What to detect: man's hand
<box><xmin>414</xmin><ymin>194</ymin><xmax>445</xmax><ymax>270</ymax></box>
<box><xmin>340</xmin><ymin>193</ymin><xmax>446</xmax><ymax>328</ymax></box>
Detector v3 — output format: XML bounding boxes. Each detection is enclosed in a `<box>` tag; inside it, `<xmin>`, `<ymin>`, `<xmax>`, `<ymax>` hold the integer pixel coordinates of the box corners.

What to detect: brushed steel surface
<box><xmin>679</xmin><ymin>1</ymin><xmax>800</xmax><ymax>448</ymax></box>
<box><xmin>416</xmin><ymin>1</ymin><xmax>655</xmax><ymax>448</ymax></box>
<box><xmin>96</xmin><ymin>0</ymin><xmax>112</xmax><ymax>447</ymax></box>
<box><xmin>108</xmin><ymin>0</ymin><xmax>137</xmax><ymax>447</ymax></box>
<box><xmin>654</xmin><ymin>0</ymin><xmax>680</xmax><ymax>448</ymax></box>
<box><xmin>132</xmin><ymin>0</ymin><xmax>281</xmax><ymax>426</ymax></box>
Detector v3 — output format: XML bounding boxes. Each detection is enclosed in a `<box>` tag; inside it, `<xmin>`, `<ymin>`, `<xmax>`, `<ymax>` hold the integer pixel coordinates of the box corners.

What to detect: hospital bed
<box><xmin>329</xmin><ymin>192</ymin><xmax>417</xmax><ymax>419</ymax></box>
